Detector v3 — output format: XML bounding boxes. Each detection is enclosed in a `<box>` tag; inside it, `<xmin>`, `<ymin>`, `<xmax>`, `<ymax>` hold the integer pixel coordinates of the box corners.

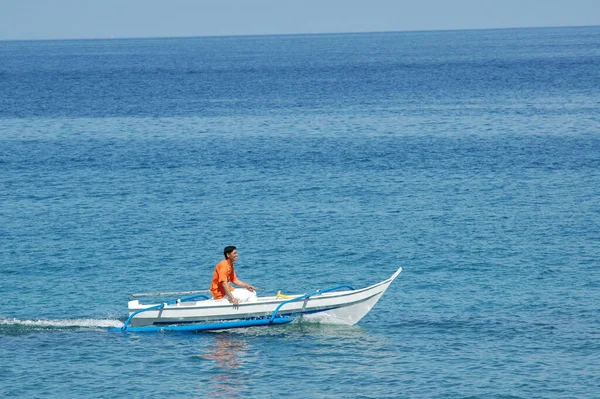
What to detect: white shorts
<box><xmin>232</xmin><ymin>288</ymin><xmax>258</xmax><ymax>303</ymax></box>
<box><xmin>213</xmin><ymin>288</ymin><xmax>257</xmax><ymax>303</ymax></box>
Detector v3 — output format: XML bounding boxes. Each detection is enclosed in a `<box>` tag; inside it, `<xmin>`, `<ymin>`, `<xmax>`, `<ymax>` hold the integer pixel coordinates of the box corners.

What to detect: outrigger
<box><xmin>111</xmin><ymin>267</ymin><xmax>402</xmax><ymax>332</ymax></box>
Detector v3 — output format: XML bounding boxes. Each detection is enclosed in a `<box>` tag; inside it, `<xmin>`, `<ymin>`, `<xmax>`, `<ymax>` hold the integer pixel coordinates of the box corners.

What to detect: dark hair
<box><xmin>224</xmin><ymin>246</ymin><xmax>236</xmax><ymax>258</ymax></box>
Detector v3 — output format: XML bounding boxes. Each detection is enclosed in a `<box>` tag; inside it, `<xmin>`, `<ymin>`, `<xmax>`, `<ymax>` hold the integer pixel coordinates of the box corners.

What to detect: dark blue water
<box><xmin>1</xmin><ymin>27</ymin><xmax>600</xmax><ymax>398</ymax></box>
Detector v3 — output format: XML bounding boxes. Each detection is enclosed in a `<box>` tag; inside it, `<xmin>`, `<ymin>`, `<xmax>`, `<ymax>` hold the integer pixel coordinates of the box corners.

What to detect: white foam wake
<box><xmin>0</xmin><ymin>317</ymin><xmax>124</xmax><ymax>329</ymax></box>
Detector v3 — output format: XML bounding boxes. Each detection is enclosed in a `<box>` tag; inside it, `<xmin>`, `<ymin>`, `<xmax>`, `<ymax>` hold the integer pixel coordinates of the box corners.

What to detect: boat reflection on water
<box><xmin>200</xmin><ymin>333</ymin><xmax>249</xmax><ymax>398</ymax></box>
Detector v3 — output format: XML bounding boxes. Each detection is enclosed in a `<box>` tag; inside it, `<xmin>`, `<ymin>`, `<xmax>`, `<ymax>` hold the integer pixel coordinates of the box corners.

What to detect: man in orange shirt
<box><xmin>210</xmin><ymin>246</ymin><xmax>256</xmax><ymax>305</ymax></box>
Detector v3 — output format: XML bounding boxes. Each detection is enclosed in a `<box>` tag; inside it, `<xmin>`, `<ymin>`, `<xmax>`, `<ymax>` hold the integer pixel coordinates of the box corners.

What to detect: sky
<box><xmin>0</xmin><ymin>0</ymin><xmax>599</xmax><ymax>41</ymax></box>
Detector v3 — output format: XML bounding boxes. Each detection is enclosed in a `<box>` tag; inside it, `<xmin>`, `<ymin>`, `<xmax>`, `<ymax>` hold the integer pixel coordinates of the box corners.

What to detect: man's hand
<box><xmin>229</xmin><ymin>296</ymin><xmax>240</xmax><ymax>305</ymax></box>
<box><xmin>246</xmin><ymin>284</ymin><xmax>255</xmax><ymax>292</ymax></box>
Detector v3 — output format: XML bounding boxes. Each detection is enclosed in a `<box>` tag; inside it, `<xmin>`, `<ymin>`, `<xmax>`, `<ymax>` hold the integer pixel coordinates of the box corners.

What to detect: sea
<box><xmin>1</xmin><ymin>26</ymin><xmax>599</xmax><ymax>398</ymax></box>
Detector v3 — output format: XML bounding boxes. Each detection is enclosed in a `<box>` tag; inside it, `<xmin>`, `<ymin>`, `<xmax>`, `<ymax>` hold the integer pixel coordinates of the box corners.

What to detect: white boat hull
<box><xmin>126</xmin><ymin>267</ymin><xmax>402</xmax><ymax>328</ymax></box>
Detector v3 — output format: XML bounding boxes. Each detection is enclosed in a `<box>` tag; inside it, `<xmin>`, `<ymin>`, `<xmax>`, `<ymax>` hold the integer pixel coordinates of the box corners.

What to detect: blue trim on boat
<box><xmin>147</xmin><ymin>305</ymin><xmax>338</xmax><ymax>327</ymax></box>
<box><xmin>110</xmin><ymin>316</ymin><xmax>293</xmax><ymax>333</ymax></box>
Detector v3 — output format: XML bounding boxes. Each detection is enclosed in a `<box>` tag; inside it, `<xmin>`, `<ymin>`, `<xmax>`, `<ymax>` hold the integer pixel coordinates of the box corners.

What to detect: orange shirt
<box><xmin>210</xmin><ymin>259</ymin><xmax>237</xmax><ymax>299</ymax></box>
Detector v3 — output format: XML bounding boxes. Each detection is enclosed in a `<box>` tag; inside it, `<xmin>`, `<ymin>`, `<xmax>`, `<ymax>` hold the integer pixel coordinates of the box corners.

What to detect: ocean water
<box><xmin>1</xmin><ymin>26</ymin><xmax>599</xmax><ymax>398</ymax></box>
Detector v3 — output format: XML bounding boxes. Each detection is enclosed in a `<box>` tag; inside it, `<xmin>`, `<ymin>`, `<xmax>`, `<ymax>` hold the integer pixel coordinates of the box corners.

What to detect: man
<box><xmin>210</xmin><ymin>246</ymin><xmax>256</xmax><ymax>305</ymax></box>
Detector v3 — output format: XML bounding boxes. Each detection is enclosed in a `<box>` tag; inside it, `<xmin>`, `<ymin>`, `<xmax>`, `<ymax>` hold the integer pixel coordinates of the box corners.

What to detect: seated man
<box><xmin>210</xmin><ymin>246</ymin><xmax>256</xmax><ymax>304</ymax></box>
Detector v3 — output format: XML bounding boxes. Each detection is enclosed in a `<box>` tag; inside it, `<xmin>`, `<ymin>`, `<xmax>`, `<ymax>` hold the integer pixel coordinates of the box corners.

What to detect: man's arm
<box><xmin>232</xmin><ymin>278</ymin><xmax>255</xmax><ymax>292</ymax></box>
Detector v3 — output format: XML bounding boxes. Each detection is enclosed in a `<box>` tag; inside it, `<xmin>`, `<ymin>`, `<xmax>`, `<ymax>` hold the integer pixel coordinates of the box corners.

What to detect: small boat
<box><xmin>112</xmin><ymin>267</ymin><xmax>402</xmax><ymax>332</ymax></box>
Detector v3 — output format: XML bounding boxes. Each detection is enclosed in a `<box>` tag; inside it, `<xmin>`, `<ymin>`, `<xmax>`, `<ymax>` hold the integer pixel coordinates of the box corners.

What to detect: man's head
<box><xmin>224</xmin><ymin>246</ymin><xmax>237</xmax><ymax>261</ymax></box>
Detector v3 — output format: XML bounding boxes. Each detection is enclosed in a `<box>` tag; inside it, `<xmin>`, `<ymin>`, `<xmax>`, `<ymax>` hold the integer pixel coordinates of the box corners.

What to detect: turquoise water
<box><xmin>1</xmin><ymin>27</ymin><xmax>600</xmax><ymax>398</ymax></box>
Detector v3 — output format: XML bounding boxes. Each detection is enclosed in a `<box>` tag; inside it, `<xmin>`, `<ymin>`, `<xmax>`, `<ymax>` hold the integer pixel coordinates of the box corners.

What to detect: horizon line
<box><xmin>1</xmin><ymin>23</ymin><xmax>598</xmax><ymax>43</ymax></box>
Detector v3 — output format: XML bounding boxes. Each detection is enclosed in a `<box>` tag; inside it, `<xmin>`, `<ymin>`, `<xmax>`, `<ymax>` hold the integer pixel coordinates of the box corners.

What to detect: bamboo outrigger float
<box><xmin>111</xmin><ymin>267</ymin><xmax>402</xmax><ymax>333</ymax></box>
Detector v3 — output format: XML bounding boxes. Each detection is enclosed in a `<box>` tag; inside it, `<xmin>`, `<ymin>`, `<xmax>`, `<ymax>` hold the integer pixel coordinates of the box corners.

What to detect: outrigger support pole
<box><xmin>129</xmin><ymin>290</ymin><xmax>211</xmax><ymax>300</ymax></box>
